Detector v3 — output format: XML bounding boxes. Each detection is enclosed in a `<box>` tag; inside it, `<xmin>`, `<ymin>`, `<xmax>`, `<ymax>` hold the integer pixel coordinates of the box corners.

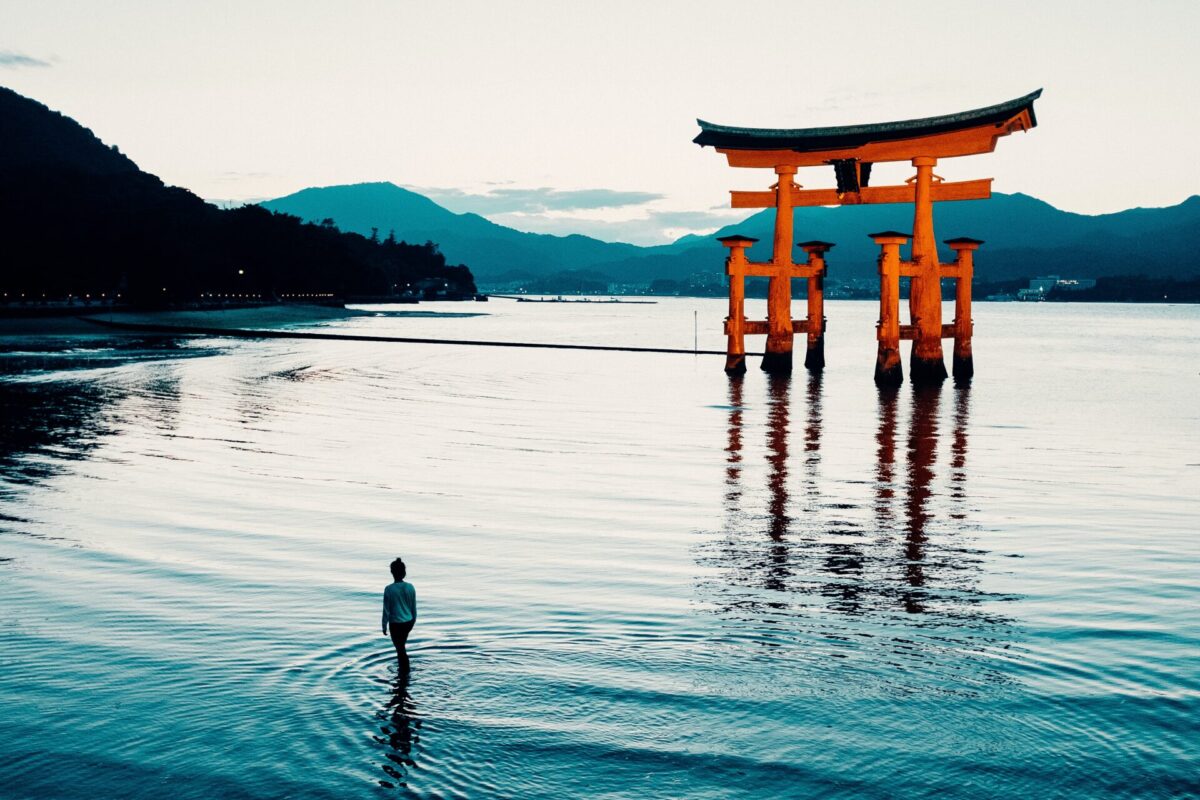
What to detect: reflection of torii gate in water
<box><xmin>694</xmin><ymin>90</ymin><xmax>1041</xmax><ymax>384</ymax></box>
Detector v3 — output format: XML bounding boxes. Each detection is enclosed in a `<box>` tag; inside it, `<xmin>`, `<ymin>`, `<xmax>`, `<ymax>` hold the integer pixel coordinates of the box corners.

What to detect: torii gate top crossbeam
<box><xmin>694</xmin><ymin>89</ymin><xmax>1040</xmax><ymax>167</ymax></box>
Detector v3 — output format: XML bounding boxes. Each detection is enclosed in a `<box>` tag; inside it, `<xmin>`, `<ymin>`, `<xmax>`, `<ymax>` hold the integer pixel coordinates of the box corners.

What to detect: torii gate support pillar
<box><xmin>872</xmin><ymin>232</ymin><xmax>907</xmax><ymax>387</ymax></box>
<box><xmin>799</xmin><ymin>241</ymin><xmax>833</xmax><ymax>372</ymax></box>
<box><xmin>945</xmin><ymin>237</ymin><xmax>982</xmax><ymax>383</ymax></box>
<box><xmin>720</xmin><ymin>235</ymin><xmax>756</xmax><ymax>375</ymax></box>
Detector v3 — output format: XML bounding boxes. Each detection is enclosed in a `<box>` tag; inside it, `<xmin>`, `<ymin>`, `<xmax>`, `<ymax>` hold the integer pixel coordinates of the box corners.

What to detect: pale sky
<box><xmin>3</xmin><ymin>0</ymin><xmax>1198</xmax><ymax>244</ymax></box>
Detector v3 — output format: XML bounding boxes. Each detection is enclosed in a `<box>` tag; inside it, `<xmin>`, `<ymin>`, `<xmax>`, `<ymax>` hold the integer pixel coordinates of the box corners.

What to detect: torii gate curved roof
<box><xmin>694</xmin><ymin>90</ymin><xmax>1041</xmax><ymax>167</ymax></box>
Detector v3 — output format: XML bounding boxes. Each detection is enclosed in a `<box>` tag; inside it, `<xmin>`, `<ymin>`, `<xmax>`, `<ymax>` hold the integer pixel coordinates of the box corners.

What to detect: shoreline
<box><xmin>0</xmin><ymin>303</ymin><xmax>368</xmax><ymax>338</ymax></box>
<box><xmin>79</xmin><ymin>315</ymin><xmax>728</xmax><ymax>356</ymax></box>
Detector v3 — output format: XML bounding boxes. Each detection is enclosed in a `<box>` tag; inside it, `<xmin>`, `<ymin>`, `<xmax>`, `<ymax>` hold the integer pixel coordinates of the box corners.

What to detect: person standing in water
<box><xmin>382</xmin><ymin>558</ymin><xmax>417</xmax><ymax>671</ymax></box>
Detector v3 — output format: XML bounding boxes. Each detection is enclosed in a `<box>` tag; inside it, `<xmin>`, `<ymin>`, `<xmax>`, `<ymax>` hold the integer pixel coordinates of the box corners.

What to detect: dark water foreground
<box><xmin>1</xmin><ymin>300</ymin><xmax>1197</xmax><ymax>799</ymax></box>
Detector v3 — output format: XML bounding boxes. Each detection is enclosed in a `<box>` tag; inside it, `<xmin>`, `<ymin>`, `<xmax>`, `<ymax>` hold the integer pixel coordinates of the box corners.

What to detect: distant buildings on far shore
<box><xmin>482</xmin><ymin>272</ymin><xmax>1103</xmax><ymax>302</ymax></box>
<box><xmin>987</xmin><ymin>275</ymin><xmax>1097</xmax><ymax>302</ymax></box>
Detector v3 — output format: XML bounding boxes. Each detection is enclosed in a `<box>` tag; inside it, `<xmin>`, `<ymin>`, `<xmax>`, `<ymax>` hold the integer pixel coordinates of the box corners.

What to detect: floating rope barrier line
<box><xmin>80</xmin><ymin>317</ymin><xmax>728</xmax><ymax>356</ymax></box>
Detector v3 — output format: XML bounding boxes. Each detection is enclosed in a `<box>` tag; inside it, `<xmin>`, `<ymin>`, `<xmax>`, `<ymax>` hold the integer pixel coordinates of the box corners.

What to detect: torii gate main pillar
<box><xmin>762</xmin><ymin>166</ymin><xmax>797</xmax><ymax>374</ymax></box>
<box><xmin>908</xmin><ymin>156</ymin><xmax>949</xmax><ymax>384</ymax></box>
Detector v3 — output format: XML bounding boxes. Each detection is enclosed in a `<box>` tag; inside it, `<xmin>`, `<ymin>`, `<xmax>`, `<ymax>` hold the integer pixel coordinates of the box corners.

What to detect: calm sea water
<box><xmin>1</xmin><ymin>299</ymin><xmax>1197</xmax><ymax>799</ymax></box>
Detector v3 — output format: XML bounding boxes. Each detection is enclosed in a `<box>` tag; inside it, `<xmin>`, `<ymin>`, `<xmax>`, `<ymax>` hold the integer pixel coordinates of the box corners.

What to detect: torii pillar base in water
<box><xmin>952</xmin><ymin>353</ymin><xmax>974</xmax><ymax>383</ymax></box>
<box><xmin>875</xmin><ymin>350</ymin><xmax>904</xmax><ymax>387</ymax></box>
<box><xmin>803</xmin><ymin>333</ymin><xmax>825</xmax><ymax>372</ymax></box>
<box><xmin>910</xmin><ymin>355</ymin><xmax>949</xmax><ymax>385</ymax></box>
<box><xmin>760</xmin><ymin>351</ymin><xmax>792</xmax><ymax>374</ymax></box>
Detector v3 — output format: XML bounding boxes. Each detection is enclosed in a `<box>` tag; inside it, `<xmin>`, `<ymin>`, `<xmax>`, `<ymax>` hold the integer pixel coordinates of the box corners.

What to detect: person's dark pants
<box><xmin>389</xmin><ymin>620</ymin><xmax>415</xmax><ymax>667</ymax></box>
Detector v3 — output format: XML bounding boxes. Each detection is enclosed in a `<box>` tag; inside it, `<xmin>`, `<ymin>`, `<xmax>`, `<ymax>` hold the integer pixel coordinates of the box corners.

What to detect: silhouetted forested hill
<box><xmin>0</xmin><ymin>88</ymin><xmax>138</xmax><ymax>176</ymax></box>
<box><xmin>0</xmin><ymin>87</ymin><xmax>475</xmax><ymax>307</ymax></box>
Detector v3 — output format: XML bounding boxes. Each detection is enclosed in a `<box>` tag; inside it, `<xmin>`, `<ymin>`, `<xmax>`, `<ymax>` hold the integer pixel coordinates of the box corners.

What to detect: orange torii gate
<box><xmin>694</xmin><ymin>90</ymin><xmax>1041</xmax><ymax>385</ymax></box>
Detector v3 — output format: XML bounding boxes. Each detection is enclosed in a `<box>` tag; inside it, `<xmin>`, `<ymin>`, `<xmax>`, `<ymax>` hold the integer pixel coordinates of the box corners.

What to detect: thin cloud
<box><xmin>0</xmin><ymin>50</ymin><xmax>53</xmax><ymax>69</ymax></box>
<box><xmin>412</xmin><ymin>185</ymin><xmax>663</xmax><ymax>214</ymax></box>
<box><xmin>648</xmin><ymin>210</ymin><xmax>740</xmax><ymax>229</ymax></box>
<box><xmin>216</xmin><ymin>171</ymin><xmax>275</xmax><ymax>181</ymax></box>
<box><xmin>485</xmin><ymin>207</ymin><xmax>744</xmax><ymax>245</ymax></box>
<box><xmin>408</xmin><ymin>185</ymin><xmax>739</xmax><ymax>244</ymax></box>
<box><xmin>796</xmin><ymin>89</ymin><xmax>885</xmax><ymax>114</ymax></box>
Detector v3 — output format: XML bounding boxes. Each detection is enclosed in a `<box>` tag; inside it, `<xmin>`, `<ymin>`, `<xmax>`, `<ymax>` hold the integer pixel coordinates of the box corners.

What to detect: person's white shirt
<box><xmin>381</xmin><ymin>580</ymin><xmax>417</xmax><ymax>632</ymax></box>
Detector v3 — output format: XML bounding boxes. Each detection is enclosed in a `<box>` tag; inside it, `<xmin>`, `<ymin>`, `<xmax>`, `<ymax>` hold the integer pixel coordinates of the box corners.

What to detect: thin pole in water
<box><xmin>694</xmin><ymin>310</ymin><xmax>698</xmax><ymax>355</ymax></box>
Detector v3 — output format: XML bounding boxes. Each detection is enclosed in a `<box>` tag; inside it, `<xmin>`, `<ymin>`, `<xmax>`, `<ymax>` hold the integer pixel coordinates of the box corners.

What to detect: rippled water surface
<box><xmin>1</xmin><ymin>300</ymin><xmax>1197</xmax><ymax>798</ymax></box>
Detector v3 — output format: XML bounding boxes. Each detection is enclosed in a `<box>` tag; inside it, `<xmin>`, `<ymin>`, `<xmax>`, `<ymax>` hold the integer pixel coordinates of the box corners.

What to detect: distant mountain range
<box><xmin>263</xmin><ymin>183</ymin><xmax>1200</xmax><ymax>286</ymax></box>
<box><xmin>262</xmin><ymin>183</ymin><xmax>646</xmax><ymax>282</ymax></box>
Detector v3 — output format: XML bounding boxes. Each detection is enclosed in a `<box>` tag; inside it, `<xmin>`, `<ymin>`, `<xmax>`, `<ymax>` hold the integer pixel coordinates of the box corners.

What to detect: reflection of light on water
<box><xmin>949</xmin><ymin>384</ymin><xmax>971</xmax><ymax>517</ymax></box>
<box><xmin>695</xmin><ymin>374</ymin><xmax>1028</xmax><ymax>754</ymax></box>
<box><xmin>704</xmin><ymin>374</ymin><xmax>1002</xmax><ymax>634</ymax></box>
<box><xmin>901</xmin><ymin>385</ymin><xmax>940</xmax><ymax>611</ymax></box>
<box><xmin>764</xmin><ymin>374</ymin><xmax>790</xmax><ymax>596</ymax></box>
<box><xmin>723</xmin><ymin>377</ymin><xmax>743</xmax><ymax>508</ymax></box>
